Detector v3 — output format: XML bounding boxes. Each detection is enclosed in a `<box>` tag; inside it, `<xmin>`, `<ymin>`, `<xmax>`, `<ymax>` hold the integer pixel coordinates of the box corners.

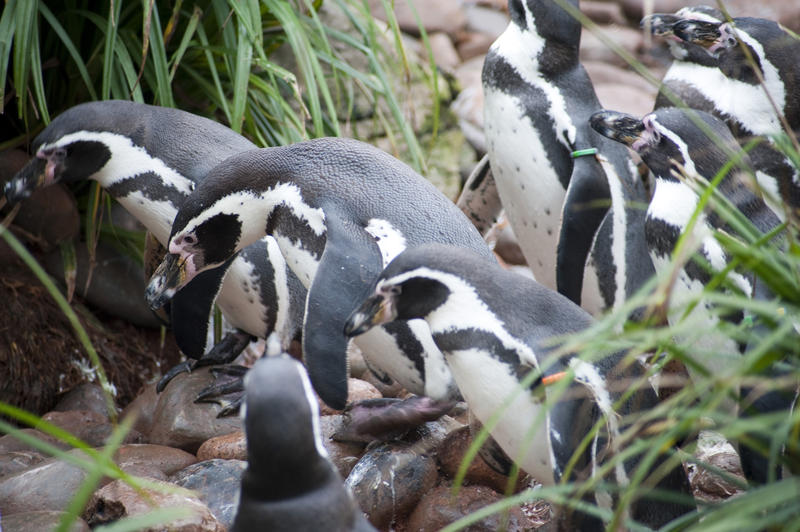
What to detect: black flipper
<box><xmin>303</xmin><ymin>211</ymin><xmax>383</xmax><ymax>410</ymax></box>
<box><xmin>556</xmin><ymin>152</ymin><xmax>611</xmax><ymax>305</ymax></box>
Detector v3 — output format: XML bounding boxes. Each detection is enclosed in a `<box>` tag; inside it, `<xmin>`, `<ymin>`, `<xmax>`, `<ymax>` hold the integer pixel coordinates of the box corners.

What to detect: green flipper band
<box><xmin>570</xmin><ymin>148</ymin><xmax>598</xmax><ymax>158</ymax></box>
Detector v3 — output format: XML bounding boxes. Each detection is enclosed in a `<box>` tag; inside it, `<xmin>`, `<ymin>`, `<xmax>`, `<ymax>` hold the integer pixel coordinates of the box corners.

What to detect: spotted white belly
<box><xmin>483</xmin><ymin>87</ymin><xmax>565</xmax><ymax>290</ymax></box>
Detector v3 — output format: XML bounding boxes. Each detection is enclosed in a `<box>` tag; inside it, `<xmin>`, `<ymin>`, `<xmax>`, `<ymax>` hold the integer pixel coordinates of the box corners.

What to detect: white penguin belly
<box><xmin>352</xmin><ymin>326</ymin><xmax>426</xmax><ymax>396</ymax></box>
<box><xmin>483</xmin><ymin>87</ymin><xmax>565</xmax><ymax>290</ymax></box>
<box><xmin>446</xmin><ymin>347</ymin><xmax>554</xmax><ymax>484</ymax></box>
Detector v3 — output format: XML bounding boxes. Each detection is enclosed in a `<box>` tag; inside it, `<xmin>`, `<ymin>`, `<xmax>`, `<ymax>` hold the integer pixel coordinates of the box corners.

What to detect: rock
<box><xmin>318</xmin><ymin>378</ymin><xmax>382</xmax><ymax>416</ymax></box>
<box><xmin>618</xmin><ymin>0</ymin><xmax>708</xmax><ymax>23</ymax></box>
<box><xmin>437</xmin><ymin>426</ymin><xmax>528</xmax><ymax>493</ymax></box>
<box><xmin>0</xmin><ymin>428</ymin><xmax>72</xmax><ymax>455</ymax></box>
<box><xmin>318</xmin><ymin>415</ymin><xmax>366</xmax><ymax>478</ymax></box>
<box><xmin>38</xmin><ymin>410</ymin><xmax>119</xmax><ymax>448</ymax></box>
<box><xmin>0</xmin><ymin>148</ymin><xmax>29</xmax><ymax>183</ymax></box>
<box><xmin>368</xmin><ymin>0</ymin><xmax>468</xmax><ymax>39</ymax></box>
<box><xmin>406</xmin><ymin>483</ymin><xmax>538</xmax><ymax>531</ymax></box>
<box><xmin>44</xmin><ymin>241</ymin><xmax>163</xmax><ymax>329</ymax></box>
<box><xmin>121</xmin><ymin>381</ymin><xmax>159</xmax><ymax>437</ymax></box>
<box><xmin>0</xmin><ymin>450</ymin><xmax>46</xmax><ymax>479</ymax></box>
<box><xmin>429</xmin><ymin>32</ymin><xmax>462</xmax><ymax>71</ymax></box>
<box><xmin>463</xmin><ymin>4</ymin><xmax>509</xmax><ymax>40</ymax></box>
<box><xmin>146</xmin><ymin>368</ymin><xmax>243</xmax><ymax>453</ymax></box>
<box><xmin>347</xmin><ymin>343</ymin><xmax>368</xmax><ymax>380</ymax></box>
<box><xmin>361</xmin><ymin>369</ymin><xmax>406</xmax><ymax>399</ymax></box>
<box><xmin>455</xmin><ymin>31</ymin><xmax>497</xmax><ymax>62</ymax></box>
<box><xmin>53</xmin><ymin>383</ymin><xmax>112</xmax><ymax>418</ymax></box>
<box><xmin>345</xmin><ymin>442</ymin><xmax>439</xmax><ymax>529</ymax></box>
<box><xmin>197</xmin><ymin>430</ymin><xmax>247</xmax><ymax>461</ymax></box>
<box><xmin>0</xmin><ymin>450</ymin><xmax>98</xmax><ymax>514</ymax></box>
<box><xmin>170</xmin><ymin>458</ymin><xmax>247</xmax><ymax>529</ymax></box>
<box><xmin>492</xmin><ymin>222</ymin><xmax>527</xmax><ymax>266</ymax></box>
<box><xmin>579</xmin><ymin>24</ymin><xmax>644</xmax><ymax>68</ymax></box>
<box><xmin>0</xmin><ymin>510</ymin><xmax>90</xmax><ymax>532</ymax></box>
<box><xmin>452</xmin><ymin>54</ymin><xmax>487</xmax><ymax>151</ymax></box>
<box><xmin>83</xmin><ymin>478</ymin><xmax>225</xmax><ymax>531</ymax></box>
<box><xmin>9</xmin><ymin>184</ymin><xmax>80</xmax><ymax>249</ymax></box>
<box><xmin>114</xmin><ymin>444</ymin><xmax>198</xmax><ymax>479</ymax></box>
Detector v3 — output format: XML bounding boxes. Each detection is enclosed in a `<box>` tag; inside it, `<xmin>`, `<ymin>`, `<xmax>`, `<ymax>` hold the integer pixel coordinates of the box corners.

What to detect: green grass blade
<box><xmin>0</xmin><ymin>0</ymin><xmax>18</xmax><ymax>113</ymax></box>
<box><xmin>102</xmin><ymin>0</ymin><xmax>123</xmax><ymax>100</ymax></box>
<box><xmin>168</xmin><ymin>5</ymin><xmax>202</xmax><ymax>82</ymax></box>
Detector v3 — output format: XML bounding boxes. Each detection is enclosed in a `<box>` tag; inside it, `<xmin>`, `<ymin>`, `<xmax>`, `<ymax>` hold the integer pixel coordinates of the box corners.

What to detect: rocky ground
<box><xmin>2</xmin><ymin>0</ymin><xmax>793</xmax><ymax>530</ymax></box>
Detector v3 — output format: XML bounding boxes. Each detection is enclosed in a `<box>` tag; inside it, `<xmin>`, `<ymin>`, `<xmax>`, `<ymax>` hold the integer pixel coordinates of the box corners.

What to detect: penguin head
<box><xmin>344</xmin><ymin>244</ymin><xmax>487</xmax><ymax>337</ymax></box>
<box><xmin>509</xmin><ymin>0</ymin><xmax>581</xmax><ymax>48</ymax></box>
<box><xmin>5</xmin><ymin>133</ymin><xmax>111</xmax><ymax>204</ymax></box>
<box><xmin>641</xmin><ymin>6</ymin><xmax>723</xmax><ymax>64</ymax></box>
<box><xmin>590</xmin><ymin>108</ymin><xmax>744</xmax><ymax>184</ymax></box>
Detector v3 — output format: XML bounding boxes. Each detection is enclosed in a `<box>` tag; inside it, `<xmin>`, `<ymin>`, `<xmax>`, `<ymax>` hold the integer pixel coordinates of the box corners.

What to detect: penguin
<box><xmin>645</xmin><ymin>12</ymin><xmax>800</xmax><ymax>217</ymax></box>
<box><xmin>143</xmin><ymin>137</ymin><xmax>496</xmax><ymax>412</ymax></box>
<box><xmin>232</xmin><ymin>346</ymin><xmax>376</xmax><ymax>532</ymax></box>
<box><xmin>590</xmin><ymin>106</ymin><xmax>795</xmax><ymax>483</ymax></box>
<box><xmin>4</xmin><ymin>100</ymin><xmax>305</xmax><ymax>412</ymax></box>
<box><xmin>344</xmin><ymin>243</ymin><xmax>694</xmax><ymax>530</ymax></box>
<box><xmin>482</xmin><ymin>0</ymin><xmax>652</xmax><ymax>315</ymax></box>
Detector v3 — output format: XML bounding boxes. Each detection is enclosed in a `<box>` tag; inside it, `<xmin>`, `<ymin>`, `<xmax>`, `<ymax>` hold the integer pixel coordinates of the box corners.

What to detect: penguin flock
<box><xmin>5</xmin><ymin>1</ymin><xmax>799</xmax><ymax>530</ymax></box>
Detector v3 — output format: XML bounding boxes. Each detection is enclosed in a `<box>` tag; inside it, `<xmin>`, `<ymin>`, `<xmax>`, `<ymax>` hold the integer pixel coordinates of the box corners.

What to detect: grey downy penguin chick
<box><xmin>345</xmin><ymin>243</ymin><xmax>694</xmax><ymax>530</ymax></box>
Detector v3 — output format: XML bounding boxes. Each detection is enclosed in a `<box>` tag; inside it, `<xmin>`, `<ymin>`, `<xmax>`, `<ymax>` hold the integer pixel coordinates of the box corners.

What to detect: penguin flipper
<box><xmin>303</xmin><ymin>212</ymin><xmax>383</xmax><ymax>410</ymax></box>
<box><xmin>556</xmin><ymin>153</ymin><xmax>611</xmax><ymax>305</ymax></box>
<box><xmin>456</xmin><ymin>154</ymin><xmax>503</xmax><ymax>236</ymax></box>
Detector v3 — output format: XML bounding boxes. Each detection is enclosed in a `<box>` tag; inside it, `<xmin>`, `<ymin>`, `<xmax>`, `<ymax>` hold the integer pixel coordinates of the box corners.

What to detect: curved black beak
<box><xmin>344</xmin><ymin>293</ymin><xmax>394</xmax><ymax>337</ymax></box>
<box><xmin>672</xmin><ymin>19</ymin><xmax>722</xmax><ymax>47</ymax></box>
<box><xmin>640</xmin><ymin>14</ymin><xmax>681</xmax><ymax>37</ymax></box>
<box><xmin>589</xmin><ymin>110</ymin><xmax>645</xmax><ymax>148</ymax></box>
<box><xmin>145</xmin><ymin>253</ymin><xmax>187</xmax><ymax>310</ymax></box>
<box><xmin>4</xmin><ymin>157</ymin><xmax>47</xmax><ymax>204</ymax></box>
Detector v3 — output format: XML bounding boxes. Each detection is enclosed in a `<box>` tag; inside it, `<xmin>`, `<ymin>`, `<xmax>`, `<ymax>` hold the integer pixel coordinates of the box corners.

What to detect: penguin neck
<box><xmin>60</xmin><ymin>130</ymin><xmax>195</xmax><ymax>245</ymax></box>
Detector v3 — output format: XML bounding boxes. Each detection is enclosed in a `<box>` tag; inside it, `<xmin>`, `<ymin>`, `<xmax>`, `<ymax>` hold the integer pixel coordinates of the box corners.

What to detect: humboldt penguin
<box><xmin>344</xmin><ymin>243</ymin><xmax>694</xmax><ymax>530</ymax></box>
<box><xmin>4</xmin><ymin>100</ymin><xmax>305</xmax><ymax>413</ymax></box>
<box><xmin>482</xmin><ymin>0</ymin><xmax>652</xmax><ymax>315</ymax></box>
<box><xmin>144</xmin><ymin>137</ymin><xmax>495</xmax><ymax>412</ymax></box>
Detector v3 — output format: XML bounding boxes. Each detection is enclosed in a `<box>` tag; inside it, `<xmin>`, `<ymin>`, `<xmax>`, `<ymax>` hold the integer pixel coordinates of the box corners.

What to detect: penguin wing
<box><xmin>169</xmin><ymin>256</ymin><xmax>236</xmax><ymax>359</ymax></box>
<box><xmin>456</xmin><ymin>154</ymin><xmax>503</xmax><ymax>236</ymax></box>
<box><xmin>556</xmin><ymin>153</ymin><xmax>611</xmax><ymax>305</ymax></box>
<box><xmin>303</xmin><ymin>210</ymin><xmax>384</xmax><ymax>410</ymax></box>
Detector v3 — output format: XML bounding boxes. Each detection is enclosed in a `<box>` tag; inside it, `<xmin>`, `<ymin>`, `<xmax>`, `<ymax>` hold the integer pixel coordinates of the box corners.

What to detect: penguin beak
<box><xmin>344</xmin><ymin>293</ymin><xmax>397</xmax><ymax>337</ymax></box>
<box><xmin>145</xmin><ymin>253</ymin><xmax>189</xmax><ymax>309</ymax></box>
<box><xmin>640</xmin><ymin>14</ymin><xmax>681</xmax><ymax>38</ymax></box>
<box><xmin>3</xmin><ymin>157</ymin><xmax>48</xmax><ymax>204</ymax></box>
<box><xmin>590</xmin><ymin>111</ymin><xmax>646</xmax><ymax>149</ymax></box>
<box><xmin>672</xmin><ymin>19</ymin><xmax>724</xmax><ymax>48</ymax></box>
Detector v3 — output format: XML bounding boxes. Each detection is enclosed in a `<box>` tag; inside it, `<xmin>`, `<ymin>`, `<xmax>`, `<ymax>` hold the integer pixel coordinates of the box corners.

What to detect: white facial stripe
<box><xmin>44</xmin><ymin>131</ymin><xmax>196</xmax><ymax>193</ymax></box>
<box><xmin>176</xmin><ymin>182</ymin><xmax>326</xmax><ymax>253</ymax></box>
<box><xmin>675</xmin><ymin>8</ymin><xmax>721</xmax><ymax>23</ymax></box>
<box><xmin>380</xmin><ymin>267</ymin><xmax>539</xmax><ymax>369</ymax></box>
<box><xmin>293</xmin><ymin>359</ymin><xmax>329</xmax><ymax>459</ymax></box>
<box><xmin>364</xmin><ymin>218</ymin><xmax>407</xmax><ymax>267</ymax></box>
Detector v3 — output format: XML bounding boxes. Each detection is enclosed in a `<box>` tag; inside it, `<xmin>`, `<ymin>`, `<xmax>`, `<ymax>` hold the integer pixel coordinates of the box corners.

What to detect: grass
<box><xmin>1</xmin><ymin>0</ymin><xmax>799</xmax><ymax>530</ymax></box>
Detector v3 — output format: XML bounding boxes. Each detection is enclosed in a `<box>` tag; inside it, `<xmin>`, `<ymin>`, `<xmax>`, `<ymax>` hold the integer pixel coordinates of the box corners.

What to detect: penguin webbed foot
<box><xmin>195</xmin><ymin>365</ymin><xmax>248</xmax><ymax>417</ymax></box>
<box><xmin>156</xmin><ymin>329</ymin><xmax>254</xmax><ymax>393</ymax></box>
<box><xmin>333</xmin><ymin>396</ymin><xmax>457</xmax><ymax>443</ymax></box>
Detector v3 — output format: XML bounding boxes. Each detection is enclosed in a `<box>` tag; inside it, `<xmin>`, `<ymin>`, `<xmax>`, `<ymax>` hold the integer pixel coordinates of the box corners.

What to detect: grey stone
<box><xmin>170</xmin><ymin>458</ymin><xmax>247</xmax><ymax>529</ymax></box>
<box><xmin>0</xmin><ymin>510</ymin><xmax>90</xmax><ymax>532</ymax></box>
<box><xmin>53</xmin><ymin>383</ymin><xmax>112</xmax><ymax>418</ymax></box>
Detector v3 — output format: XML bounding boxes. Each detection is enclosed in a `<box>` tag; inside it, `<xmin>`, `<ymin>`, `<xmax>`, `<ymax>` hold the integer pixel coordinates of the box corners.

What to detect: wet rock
<box><xmin>83</xmin><ymin>478</ymin><xmax>225</xmax><ymax>531</ymax></box>
<box><xmin>0</xmin><ymin>510</ymin><xmax>90</xmax><ymax>532</ymax></box>
<box><xmin>319</xmin><ymin>378</ymin><xmax>383</xmax><ymax>416</ymax></box>
<box><xmin>369</xmin><ymin>0</ymin><xmax>468</xmax><ymax>39</ymax></box>
<box><xmin>345</xmin><ymin>441</ymin><xmax>439</xmax><ymax>529</ymax></box>
<box><xmin>114</xmin><ymin>444</ymin><xmax>198</xmax><ymax>479</ymax></box>
<box><xmin>10</xmin><ymin>185</ymin><xmax>80</xmax><ymax>249</ymax></box>
<box><xmin>319</xmin><ymin>415</ymin><xmax>366</xmax><ymax>478</ymax></box>
<box><xmin>197</xmin><ymin>430</ymin><xmax>247</xmax><ymax>461</ymax></box>
<box><xmin>437</xmin><ymin>426</ymin><xmax>529</xmax><ymax>493</ymax></box>
<box><xmin>54</xmin><ymin>383</ymin><xmax>112</xmax><ymax>418</ymax></box>
<box><xmin>406</xmin><ymin>483</ymin><xmax>538</xmax><ymax>531</ymax></box>
<box><xmin>429</xmin><ymin>32</ymin><xmax>461</xmax><ymax>71</ymax></box>
<box><xmin>146</xmin><ymin>368</ymin><xmax>243</xmax><ymax>453</ymax></box>
<box><xmin>0</xmin><ymin>450</ymin><xmax>46</xmax><ymax>479</ymax></box>
<box><xmin>44</xmin><ymin>241</ymin><xmax>162</xmax><ymax>329</ymax></box>
<box><xmin>0</xmin><ymin>450</ymin><xmax>98</xmax><ymax>514</ymax></box>
<box><xmin>170</xmin><ymin>458</ymin><xmax>247</xmax><ymax>529</ymax></box>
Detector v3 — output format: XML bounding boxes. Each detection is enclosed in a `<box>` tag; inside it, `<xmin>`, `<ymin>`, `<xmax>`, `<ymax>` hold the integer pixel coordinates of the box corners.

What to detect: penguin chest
<box><xmin>483</xmin><ymin>86</ymin><xmax>569</xmax><ymax>290</ymax></box>
<box><xmin>444</xmin><ymin>347</ymin><xmax>555</xmax><ymax>484</ymax></box>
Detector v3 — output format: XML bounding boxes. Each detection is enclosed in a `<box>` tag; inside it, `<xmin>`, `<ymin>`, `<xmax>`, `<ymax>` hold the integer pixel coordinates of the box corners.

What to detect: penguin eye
<box><xmin>183</xmin><ymin>234</ymin><xmax>196</xmax><ymax>245</ymax></box>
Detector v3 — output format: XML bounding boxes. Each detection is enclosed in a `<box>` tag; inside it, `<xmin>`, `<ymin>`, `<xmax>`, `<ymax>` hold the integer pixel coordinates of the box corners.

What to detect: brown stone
<box><xmin>38</xmin><ymin>410</ymin><xmax>114</xmax><ymax>448</ymax></box>
<box><xmin>580</xmin><ymin>24</ymin><xmax>644</xmax><ymax>68</ymax></box>
<box><xmin>368</xmin><ymin>0</ymin><xmax>468</xmax><ymax>38</ymax></box>
<box><xmin>121</xmin><ymin>381</ymin><xmax>159</xmax><ymax>437</ymax></box>
<box><xmin>53</xmin><ymin>383</ymin><xmax>112</xmax><ymax>418</ymax></box>
<box><xmin>582</xmin><ymin>1</ymin><xmax>628</xmax><ymax>25</ymax></box>
<box><xmin>429</xmin><ymin>32</ymin><xmax>462</xmax><ymax>71</ymax></box>
<box><xmin>0</xmin><ymin>428</ymin><xmax>71</xmax><ymax>455</ymax></box>
<box><xmin>406</xmin><ymin>483</ymin><xmax>538</xmax><ymax>531</ymax></box>
<box><xmin>318</xmin><ymin>377</ymin><xmax>383</xmax><ymax>415</ymax></box>
<box><xmin>456</xmin><ymin>31</ymin><xmax>497</xmax><ymax>62</ymax></box>
<box><xmin>196</xmin><ymin>430</ymin><xmax>247</xmax><ymax>461</ymax></box>
<box><xmin>83</xmin><ymin>478</ymin><xmax>225</xmax><ymax>531</ymax></box>
<box><xmin>0</xmin><ymin>450</ymin><xmax>47</xmax><ymax>480</ymax></box>
<box><xmin>11</xmin><ymin>185</ymin><xmax>80</xmax><ymax>249</ymax></box>
<box><xmin>114</xmin><ymin>443</ymin><xmax>198</xmax><ymax>477</ymax></box>
<box><xmin>0</xmin><ymin>510</ymin><xmax>90</xmax><ymax>532</ymax></box>
<box><xmin>319</xmin><ymin>415</ymin><xmax>366</xmax><ymax>478</ymax></box>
